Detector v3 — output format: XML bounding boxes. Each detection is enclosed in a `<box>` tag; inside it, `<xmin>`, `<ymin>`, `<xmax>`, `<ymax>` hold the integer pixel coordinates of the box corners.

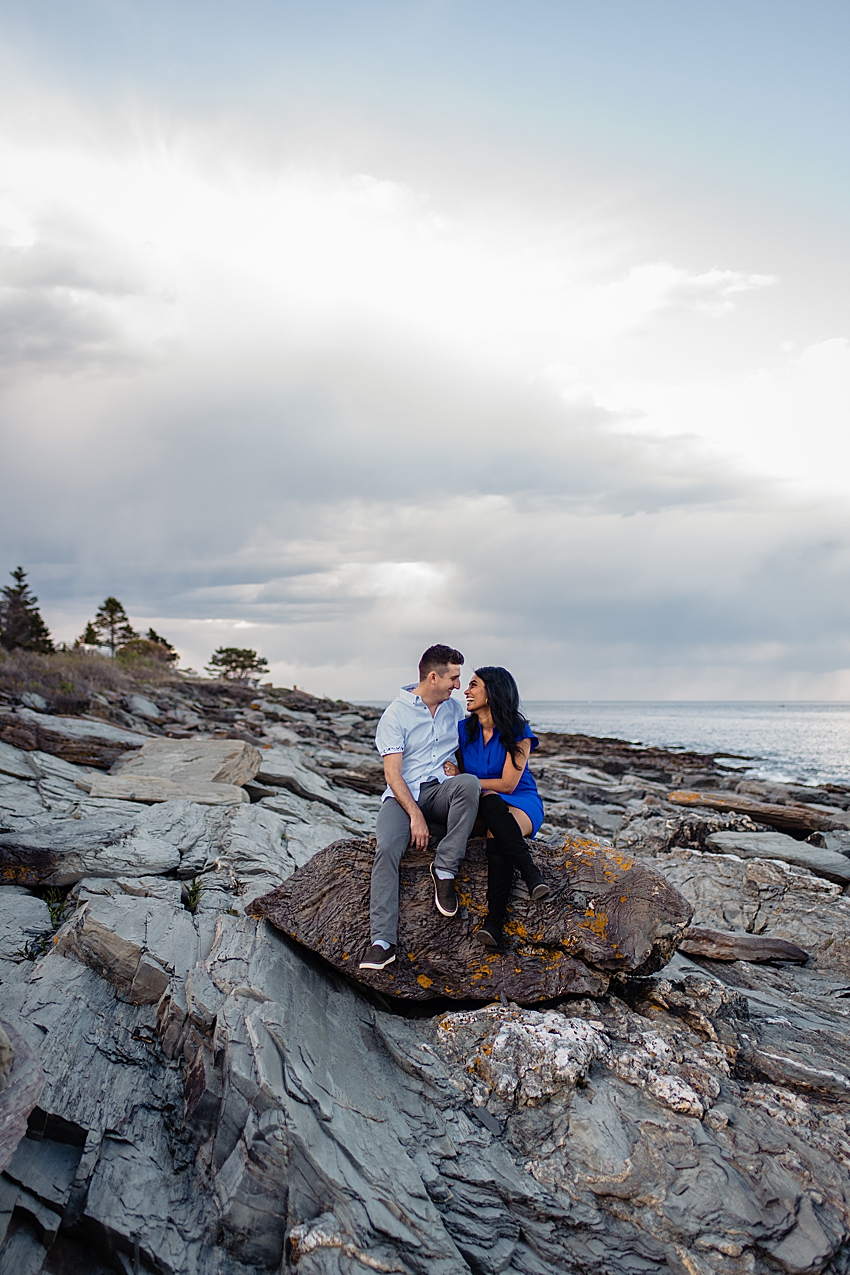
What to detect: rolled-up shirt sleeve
<box><xmin>375</xmin><ymin>706</ymin><xmax>405</xmax><ymax>756</ymax></box>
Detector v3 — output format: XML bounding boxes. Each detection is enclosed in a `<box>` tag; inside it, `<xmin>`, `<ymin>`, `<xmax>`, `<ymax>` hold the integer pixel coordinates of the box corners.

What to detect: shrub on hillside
<box><xmin>116</xmin><ymin>637</ymin><xmax>178</xmax><ymax>669</ymax></box>
<box><xmin>0</xmin><ymin>647</ymin><xmax>181</xmax><ymax>711</ymax></box>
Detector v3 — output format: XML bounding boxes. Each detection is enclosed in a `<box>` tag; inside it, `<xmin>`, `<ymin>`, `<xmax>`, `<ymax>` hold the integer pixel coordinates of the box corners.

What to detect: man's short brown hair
<box><xmin>419</xmin><ymin>644</ymin><xmax>464</xmax><ymax>680</ymax></box>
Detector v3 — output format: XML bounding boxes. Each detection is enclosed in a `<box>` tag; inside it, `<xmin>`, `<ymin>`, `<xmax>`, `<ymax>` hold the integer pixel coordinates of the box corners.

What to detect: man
<box><xmin>359</xmin><ymin>644</ymin><xmax>480</xmax><ymax>971</ymax></box>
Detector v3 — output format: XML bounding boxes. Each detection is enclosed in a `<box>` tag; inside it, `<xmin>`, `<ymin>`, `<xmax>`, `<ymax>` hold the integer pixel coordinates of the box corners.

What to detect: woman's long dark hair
<box><xmin>465</xmin><ymin>666</ymin><xmax>529</xmax><ymax>766</ymax></box>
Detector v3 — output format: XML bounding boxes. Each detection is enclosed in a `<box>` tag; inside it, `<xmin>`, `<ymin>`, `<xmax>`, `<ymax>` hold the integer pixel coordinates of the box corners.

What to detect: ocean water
<box><xmin>521</xmin><ymin>701</ymin><xmax>850</xmax><ymax>789</ymax></box>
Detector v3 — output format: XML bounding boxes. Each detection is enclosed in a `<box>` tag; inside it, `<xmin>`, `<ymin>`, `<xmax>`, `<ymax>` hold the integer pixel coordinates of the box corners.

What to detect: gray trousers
<box><xmin>370</xmin><ymin>773</ymin><xmax>480</xmax><ymax>945</ymax></box>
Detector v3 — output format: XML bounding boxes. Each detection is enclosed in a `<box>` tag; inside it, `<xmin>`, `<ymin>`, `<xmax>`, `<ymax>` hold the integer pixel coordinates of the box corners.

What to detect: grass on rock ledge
<box><xmin>0</xmin><ymin>647</ymin><xmax>184</xmax><ymax>714</ymax></box>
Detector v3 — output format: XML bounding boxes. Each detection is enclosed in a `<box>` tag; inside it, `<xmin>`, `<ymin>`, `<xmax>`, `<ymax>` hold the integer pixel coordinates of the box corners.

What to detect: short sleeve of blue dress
<box><xmin>457</xmin><ymin>720</ymin><xmax>545</xmax><ymax>837</ymax></box>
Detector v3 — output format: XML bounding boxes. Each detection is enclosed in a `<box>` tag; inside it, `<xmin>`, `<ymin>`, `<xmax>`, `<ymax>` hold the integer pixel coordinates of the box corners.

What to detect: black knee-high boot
<box><xmin>478</xmin><ymin>846</ymin><xmax>514</xmax><ymax>947</ymax></box>
<box><xmin>479</xmin><ymin>794</ymin><xmax>550</xmax><ymax>901</ymax></box>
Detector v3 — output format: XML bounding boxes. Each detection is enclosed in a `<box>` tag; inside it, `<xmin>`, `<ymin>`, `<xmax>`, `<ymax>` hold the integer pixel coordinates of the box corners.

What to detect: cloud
<box><xmin>0</xmin><ymin>96</ymin><xmax>847</xmax><ymax>700</ymax></box>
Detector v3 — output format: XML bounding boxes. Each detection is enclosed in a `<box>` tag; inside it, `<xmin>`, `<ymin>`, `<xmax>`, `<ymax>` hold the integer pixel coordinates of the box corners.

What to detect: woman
<box><xmin>446</xmin><ymin>665</ymin><xmax>549</xmax><ymax>948</ymax></box>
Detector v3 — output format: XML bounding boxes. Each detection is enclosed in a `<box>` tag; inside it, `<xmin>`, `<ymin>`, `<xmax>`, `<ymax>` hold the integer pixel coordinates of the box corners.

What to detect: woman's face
<box><xmin>464</xmin><ymin>674</ymin><xmax>489</xmax><ymax>713</ymax></box>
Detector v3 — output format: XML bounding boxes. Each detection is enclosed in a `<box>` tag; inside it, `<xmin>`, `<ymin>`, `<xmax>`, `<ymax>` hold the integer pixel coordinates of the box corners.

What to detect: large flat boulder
<box><xmin>705</xmin><ymin>829</ymin><xmax>850</xmax><ymax>886</ymax></box>
<box><xmin>87</xmin><ymin>775</ymin><xmax>249</xmax><ymax>805</ymax></box>
<box><xmin>0</xmin><ymin>709</ymin><xmax>147</xmax><ymax>769</ymax></box>
<box><xmin>250</xmin><ymin>833</ymin><xmax>693</xmax><ymax>1002</ymax></box>
<box><xmin>110</xmin><ymin>737</ymin><xmax>261</xmax><ymax>786</ymax></box>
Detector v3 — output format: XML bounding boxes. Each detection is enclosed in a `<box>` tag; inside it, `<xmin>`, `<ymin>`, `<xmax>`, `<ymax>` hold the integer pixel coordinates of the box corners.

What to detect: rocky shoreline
<box><xmin>1</xmin><ymin>673</ymin><xmax>850</xmax><ymax>1274</ymax></box>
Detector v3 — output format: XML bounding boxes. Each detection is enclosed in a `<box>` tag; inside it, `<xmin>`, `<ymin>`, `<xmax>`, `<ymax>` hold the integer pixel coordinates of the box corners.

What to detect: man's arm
<box><xmin>383</xmin><ymin>753</ymin><xmax>431</xmax><ymax>850</ymax></box>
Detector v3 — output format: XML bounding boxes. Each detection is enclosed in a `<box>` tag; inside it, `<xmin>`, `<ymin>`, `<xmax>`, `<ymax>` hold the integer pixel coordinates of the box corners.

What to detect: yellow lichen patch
<box><xmin>342</xmin><ymin>952</ymin><xmax>350</xmax><ymax>961</ymax></box>
<box><xmin>578</xmin><ymin>913</ymin><xmax>609</xmax><ymax>937</ymax></box>
<box><xmin>417</xmin><ymin>974</ymin><xmax>433</xmax><ymax>989</ymax></box>
<box><xmin>407</xmin><ymin>952</ymin><xmax>416</xmax><ymax>961</ymax></box>
<box><xmin>668</xmin><ymin>789</ymin><xmax>703</xmax><ymax>805</ymax></box>
<box><xmin>504</xmin><ymin>919</ymin><xmax>529</xmax><ymax>939</ymax></box>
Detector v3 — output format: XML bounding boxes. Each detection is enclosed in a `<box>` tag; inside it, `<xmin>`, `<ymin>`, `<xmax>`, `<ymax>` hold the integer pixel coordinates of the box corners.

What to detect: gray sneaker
<box><xmin>430</xmin><ymin>863</ymin><xmax>458</xmax><ymax>917</ymax></box>
<box><xmin>359</xmin><ymin>943</ymin><xmax>396</xmax><ymax>970</ymax></box>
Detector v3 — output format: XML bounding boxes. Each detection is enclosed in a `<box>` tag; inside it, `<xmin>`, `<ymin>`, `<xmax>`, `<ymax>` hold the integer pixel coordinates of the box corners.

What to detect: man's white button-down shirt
<box><xmin>374</xmin><ymin>685</ymin><xmax>465</xmax><ymax>802</ymax></box>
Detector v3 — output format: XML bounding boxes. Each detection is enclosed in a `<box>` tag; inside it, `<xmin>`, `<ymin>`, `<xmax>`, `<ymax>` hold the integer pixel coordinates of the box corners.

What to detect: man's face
<box><xmin>429</xmin><ymin>663</ymin><xmax>462</xmax><ymax>701</ymax></box>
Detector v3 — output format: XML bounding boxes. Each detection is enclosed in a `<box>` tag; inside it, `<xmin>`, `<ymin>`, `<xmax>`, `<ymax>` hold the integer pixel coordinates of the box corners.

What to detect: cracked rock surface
<box><xmin>1</xmin><ymin>678</ymin><xmax>850</xmax><ymax>1272</ymax></box>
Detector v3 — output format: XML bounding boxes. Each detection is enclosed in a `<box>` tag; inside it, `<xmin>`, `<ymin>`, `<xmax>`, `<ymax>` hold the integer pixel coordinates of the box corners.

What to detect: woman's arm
<box><xmin>478</xmin><ymin>738</ymin><xmax>532</xmax><ymax>795</ymax></box>
<box><xmin>443</xmin><ymin>750</ymin><xmax>464</xmax><ymax>776</ymax></box>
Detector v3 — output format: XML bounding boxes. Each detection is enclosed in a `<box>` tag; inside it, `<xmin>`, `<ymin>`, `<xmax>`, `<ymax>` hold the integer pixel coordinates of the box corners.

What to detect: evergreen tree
<box><xmin>76</xmin><ymin>621</ymin><xmax>100</xmax><ymax>647</ymax></box>
<box><xmin>206</xmin><ymin>647</ymin><xmax>269</xmax><ymax>682</ymax></box>
<box><xmin>92</xmin><ymin>597</ymin><xmax>137</xmax><ymax>656</ymax></box>
<box><xmin>0</xmin><ymin>567</ymin><xmax>53</xmax><ymax>653</ymax></box>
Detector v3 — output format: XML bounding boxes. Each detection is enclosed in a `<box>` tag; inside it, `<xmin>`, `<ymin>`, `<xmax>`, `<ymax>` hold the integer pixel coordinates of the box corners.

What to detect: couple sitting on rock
<box><xmin>360</xmin><ymin>644</ymin><xmax>549</xmax><ymax>971</ymax></box>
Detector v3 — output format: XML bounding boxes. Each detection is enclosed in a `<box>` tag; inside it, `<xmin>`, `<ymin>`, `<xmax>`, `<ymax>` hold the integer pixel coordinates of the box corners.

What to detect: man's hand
<box><xmin>408</xmin><ymin>807</ymin><xmax>431</xmax><ymax>850</ymax></box>
<box><xmin>383</xmin><ymin>752</ymin><xmax>431</xmax><ymax>850</ymax></box>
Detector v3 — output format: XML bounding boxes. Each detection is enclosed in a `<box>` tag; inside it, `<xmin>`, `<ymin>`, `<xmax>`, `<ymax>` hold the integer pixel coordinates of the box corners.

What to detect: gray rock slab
<box><xmin>0</xmin><ymin>742</ymin><xmax>39</xmax><ymax>782</ymax></box>
<box><xmin>3</xmin><ymin>1130</ymin><xmax>83</xmax><ymax>1212</ymax></box>
<box><xmin>0</xmin><ymin>773</ymin><xmax>47</xmax><ymax>828</ymax></box>
<box><xmin>111</xmin><ymin>737</ymin><xmax>261</xmax><ymax>786</ymax></box>
<box><xmin>263</xmin><ymin>722</ymin><xmax>300</xmax><ymax>744</ymax></box>
<box><xmin>0</xmin><ymin>1025</ymin><xmax>10</xmax><ymax>1094</ymax></box>
<box><xmin>706</xmin><ymin>829</ymin><xmax>850</xmax><ymax>885</ymax></box>
<box><xmin>0</xmin><ymin>1019</ymin><xmax>45</xmax><ymax>1174</ymax></box>
<box><xmin>20</xmin><ymin>693</ymin><xmax>49</xmax><ymax>712</ymax></box>
<box><xmin>54</xmin><ymin>892</ymin><xmax>202</xmax><ymax>1004</ymax></box>
<box><xmin>679</xmin><ymin>926</ymin><xmax>809</xmax><ymax>963</ymax></box>
<box><xmin>127</xmin><ymin>694</ymin><xmax>161</xmax><ymax>720</ymax></box>
<box><xmin>0</xmin><ymin>709</ymin><xmax>147</xmax><ymax>769</ymax></box>
<box><xmin>88</xmin><ymin>774</ymin><xmax>249</xmax><ymax>805</ymax></box>
<box><xmin>72</xmin><ymin>876</ymin><xmax>184</xmax><ymax>906</ymax></box>
<box><xmin>173</xmin><ymin>803</ymin><xmax>304</xmax><ymax>907</ymax></box>
<box><xmin>818</xmin><ymin>829</ymin><xmax>850</xmax><ymax>856</ymax></box>
<box><xmin>256</xmin><ymin>746</ymin><xmax>357</xmax><ymax>818</ymax></box>
<box><xmin>0</xmin><ymin>812</ymin><xmax>180</xmax><ymax>886</ymax></box>
<box><xmin>28</xmin><ymin>750</ymin><xmax>98</xmax><ymax>806</ymax></box>
<box><xmin>258</xmin><ymin>787</ymin><xmax>366</xmax><ymax>857</ymax></box>
<box><xmin>0</xmin><ymin>889</ymin><xmax>51</xmax><ymax>960</ymax></box>
<box><xmin>13</xmin><ymin>957</ymin><xmax>212</xmax><ymax>1273</ymax></box>
<box><xmin>657</xmin><ymin>846</ymin><xmax>850</xmax><ymax>974</ymax></box>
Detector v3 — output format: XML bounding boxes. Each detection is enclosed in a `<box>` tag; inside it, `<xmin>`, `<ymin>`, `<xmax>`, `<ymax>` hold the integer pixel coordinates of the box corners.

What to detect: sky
<box><xmin>0</xmin><ymin>0</ymin><xmax>848</xmax><ymax>700</ymax></box>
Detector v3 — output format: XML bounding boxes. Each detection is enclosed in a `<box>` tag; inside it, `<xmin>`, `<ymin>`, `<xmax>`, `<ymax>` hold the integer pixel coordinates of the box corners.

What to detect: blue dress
<box><xmin>457</xmin><ymin>720</ymin><xmax>545</xmax><ymax>837</ymax></box>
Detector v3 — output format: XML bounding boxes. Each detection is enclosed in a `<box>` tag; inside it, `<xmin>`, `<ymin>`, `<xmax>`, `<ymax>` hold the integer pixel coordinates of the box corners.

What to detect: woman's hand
<box><xmin>443</xmin><ymin>761</ymin><xmax>460</xmax><ymax>776</ymax></box>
